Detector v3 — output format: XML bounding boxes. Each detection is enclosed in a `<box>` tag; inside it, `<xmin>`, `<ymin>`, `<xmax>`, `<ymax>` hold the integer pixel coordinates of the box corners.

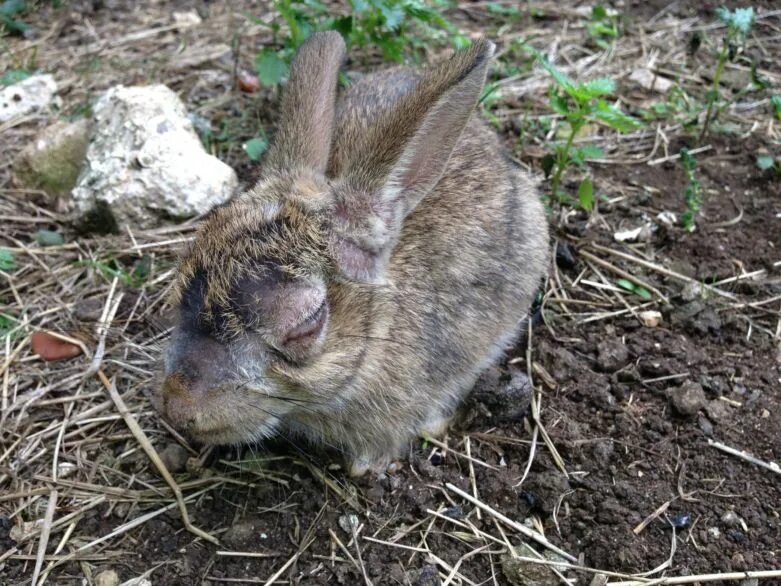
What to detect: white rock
<box><xmin>95</xmin><ymin>569</ymin><xmax>120</xmax><ymax>586</ymax></box>
<box><xmin>639</xmin><ymin>310</ymin><xmax>662</xmax><ymax>328</ymax></box>
<box><xmin>629</xmin><ymin>68</ymin><xmax>674</xmax><ymax>93</ymax></box>
<box><xmin>72</xmin><ymin>84</ymin><xmax>237</xmax><ymax>229</ymax></box>
<box><xmin>614</xmin><ymin>223</ymin><xmax>653</xmax><ymax>243</ymax></box>
<box><xmin>0</xmin><ymin>74</ymin><xmax>58</xmax><ymax>122</ymax></box>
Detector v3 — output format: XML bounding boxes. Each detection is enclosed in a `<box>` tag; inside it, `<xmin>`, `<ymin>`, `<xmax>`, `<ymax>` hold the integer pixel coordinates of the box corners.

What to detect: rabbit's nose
<box><xmin>161</xmin><ymin>374</ymin><xmax>199</xmax><ymax>430</ymax></box>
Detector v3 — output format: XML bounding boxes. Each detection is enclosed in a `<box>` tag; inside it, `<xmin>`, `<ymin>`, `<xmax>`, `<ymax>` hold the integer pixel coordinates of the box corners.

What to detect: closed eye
<box><xmin>283</xmin><ymin>300</ymin><xmax>327</xmax><ymax>345</ymax></box>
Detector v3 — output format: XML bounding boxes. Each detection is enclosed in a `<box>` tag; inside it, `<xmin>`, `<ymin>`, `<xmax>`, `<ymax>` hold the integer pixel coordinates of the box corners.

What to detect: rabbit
<box><xmin>158</xmin><ymin>31</ymin><xmax>549</xmax><ymax>476</ymax></box>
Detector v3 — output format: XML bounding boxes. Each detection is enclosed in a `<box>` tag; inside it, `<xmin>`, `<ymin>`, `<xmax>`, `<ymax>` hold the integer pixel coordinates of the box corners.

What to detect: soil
<box><xmin>1</xmin><ymin>1</ymin><xmax>779</xmax><ymax>585</ymax></box>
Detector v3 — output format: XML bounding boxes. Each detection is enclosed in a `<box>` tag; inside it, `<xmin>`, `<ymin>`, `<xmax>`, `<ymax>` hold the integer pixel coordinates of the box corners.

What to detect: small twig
<box><xmin>464</xmin><ymin>436</ymin><xmax>481</xmax><ymax>520</ymax></box>
<box><xmin>446</xmin><ymin>483</ymin><xmax>577</xmax><ymax>563</ymax></box>
<box><xmin>633</xmin><ymin>500</ymin><xmax>672</xmax><ymax>535</ymax></box>
<box><xmin>647</xmin><ymin>145</ymin><xmax>711</xmax><ymax>166</ymax></box>
<box><xmin>607</xmin><ymin>569</ymin><xmax>781</xmax><ymax>585</ymax></box>
<box><xmin>708</xmin><ymin>439</ymin><xmax>781</xmax><ymax>476</ymax></box>
<box><xmin>31</xmin><ymin>489</ymin><xmax>58</xmax><ymax>586</ymax></box>
<box><xmin>97</xmin><ymin>370</ymin><xmax>219</xmax><ymax>544</ymax></box>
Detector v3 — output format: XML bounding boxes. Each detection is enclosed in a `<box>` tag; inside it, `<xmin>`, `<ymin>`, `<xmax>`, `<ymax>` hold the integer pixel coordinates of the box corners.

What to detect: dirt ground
<box><xmin>1</xmin><ymin>1</ymin><xmax>780</xmax><ymax>585</ymax></box>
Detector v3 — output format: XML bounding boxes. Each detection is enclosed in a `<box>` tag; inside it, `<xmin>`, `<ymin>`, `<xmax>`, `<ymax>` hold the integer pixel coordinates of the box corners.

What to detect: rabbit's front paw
<box><xmin>418</xmin><ymin>413</ymin><xmax>453</xmax><ymax>440</ymax></box>
<box><xmin>347</xmin><ymin>453</ymin><xmax>396</xmax><ymax>477</ymax></box>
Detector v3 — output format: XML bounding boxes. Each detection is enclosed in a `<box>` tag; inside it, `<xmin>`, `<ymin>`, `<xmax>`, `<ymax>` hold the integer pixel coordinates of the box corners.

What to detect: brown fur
<box><xmin>159</xmin><ymin>34</ymin><xmax>549</xmax><ymax>475</ymax></box>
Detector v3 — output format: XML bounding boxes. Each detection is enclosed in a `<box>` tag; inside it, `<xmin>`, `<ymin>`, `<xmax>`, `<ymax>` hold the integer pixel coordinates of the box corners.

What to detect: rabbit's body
<box><xmin>159</xmin><ymin>33</ymin><xmax>548</xmax><ymax>475</ymax></box>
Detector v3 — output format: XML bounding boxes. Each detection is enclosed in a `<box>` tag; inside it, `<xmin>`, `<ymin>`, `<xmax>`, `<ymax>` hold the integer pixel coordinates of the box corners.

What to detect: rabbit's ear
<box><xmin>331</xmin><ymin>40</ymin><xmax>495</xmax><ymax>282</ymax></box>
<box><xmin>264</xmin><ymin>31</ymin><xmax>346</xmax><ymax>173</ymax></box>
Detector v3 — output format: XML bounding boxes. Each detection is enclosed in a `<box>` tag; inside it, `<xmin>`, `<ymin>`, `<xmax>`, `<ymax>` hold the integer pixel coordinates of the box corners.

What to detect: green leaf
<box><xmin>571</xmin><ymin>145</ymin><xmax>605</xmax><ymax>166</ymax></box>
<box><xmin>634</xmin><ymin>286</ymin><xmax>652</xmax><ymax>300</ymax></box>
<box><xmin>0</xmin><ymin>0</ymin><xmax>25</xmax><ymax>16</ymax></box>
<box><xmin>549</xmin><ymin>91</ymin><xmax>570</xmax><ymax>115</ymax></box>
<box><xmin>331</xmin><ymin>15</ymin><xmax>353</xmax><ymax>36</ymax></box>
<box><xmin>578</xmin><ymin>177</ymin><xmax>594</xmax><ymax>211</ymax></box>
<box><xmin>243</xmin><ymin>136</ymin><xmax>269</xmax><ymax>161</ymax></box>
<box><xmin>615</xmin><ymin>278</ymin><xmax>650</xmax><ymax>299</ymax></box>
<box><xmin>541</xmin><ymin>153</ymin><xmax>556</xmax><ymax>178</ymax></box>
<box><xmin>33</xmin><ymin>230</ymin><xmax>64</xmax><ymax>247</ymax></box>
<box><xmin>0</xmin><ymin>68</ymin><xmax>30</xmax><ymax>86</ymax></box>
<box><xmin>756</xmin><ymin>154</ymin><xmax>775</xmax><ymax>171</ymax></box>
<box><xmin>255</xmin><ymin>49</ymin><xmax>288</xmax><ymax>87</ymax></box>
<box><xmin>729</xmin><ymin>7</ymin><xmax>755</xmax><ymax>35</ymax></box>
<box><xmin>377</xmin><ymin>2</ymin><xmax>404</xmax><ymax>29</ymax></box>
<box><xmin>1</xmin><ymin>14</ymin><xmax>30</xmax><ymax>33</ymax></box>
<box><xmin>0</xmin><ymin>249</ymin><xmax>16</xmax><ymax>270</ymax></box>
<box><xmin>771</xmin><ymin>95</ymin><xmax>781</xmax><ymax>120</ymax></box>
<box><xmin>522</xmin><ymin>44</ymin><xmax>580</xmax><ymax>99</ymax></box>
<box><xmin>592</xmin><ymin>5</ymin><xmax>607</xmax><ymax>19</ymax></box>
<box><xmin>591</xmin><ymin>102</ymin><xmax>644</xmax><ymax>132</ymax></box>
<box><xmin>581</xmin><ymin>77</ymin><xmax>616</xmax><ymax>98</ymax></box>
<box><xmin>132</xmin><ymin>254</ymin><xmax>152</xmax><ymax>282</ymax></box>
<box><xmin>452</xmin><ymin>34</ymin><xmax>471</xmax><ymax>50</ymax></box>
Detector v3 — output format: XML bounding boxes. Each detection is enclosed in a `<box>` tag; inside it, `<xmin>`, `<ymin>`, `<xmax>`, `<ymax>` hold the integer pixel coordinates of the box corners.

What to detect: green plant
<box><xmin>756</xmin><ymin>153</ymin><xmax>779</xmax><ymax>173</ymax></box>
<box><xmin>642</xmin><ymin>86</ymin><xmax>703</xmax><ymax>129</ymax></box>
<box><xmin>699</xmin><ymin>6</ymin><xmax>755</xmax><ymax>141</ymax></box>
<box><xmin>0</xmin><ymin>249</ymin><xmax>16</xmax><ymax>270</ymax></box>
<box><xmin>679</xmin><ymin>147</ymin><xmax>702</xmax><ymax>231</ymax></box>
<box><xmin>0</xmin><ymin>68</ymin><xmax>30</xmax><ymax>85</ymax></box>
<box><xmin>771</xmin><ymin>95</ymin><xmax>781</xmax><ymax>120</ymax></box>
<box><xmin>616</xmin><ymin>278</ymin><xmax>651</xmax><ymax>300</ymax></box>
<box><xmin>256</xmin><ymin>0</ymin><xmax>467</xmax><ymax>87</ymax></box>
<box><xmin>586</xmin><ymin>5</ymin><xmax>620</xmax><ymax>50</ymax></box>
<box><xmin>1</xmin><ymin>0</ymin><xmax>29</xmax><ymax>35</ymax></box>
<box><xmin>524</xmin><ymin>45</ymin><xmax>643</xmax><ymax>205</ymax></box>
<box><xmin>243</xmin><ymin>135</ymin><xmax>270</xmax><ymax>162</ymax></box>
<box><xmin>0</xmin><ymin>313</ymin><xmax>19</xmax><ymax>339</ymax></box>
<box><xmin>77</xmin><ymin>255</ymin><xmax>152</xmax><ymax>288</ymax></box>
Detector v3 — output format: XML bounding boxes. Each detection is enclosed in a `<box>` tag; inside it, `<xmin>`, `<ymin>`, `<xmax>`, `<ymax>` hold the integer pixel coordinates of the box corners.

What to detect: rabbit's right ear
<box><xmin>264</xmin><ymin>31</ymin><xmax>346</xmax><ymax>174</ymax></box>
<box><xmin>330</xmin><ymin>40</ymin><xmax>495</xmax><ymax>283</ymax></box>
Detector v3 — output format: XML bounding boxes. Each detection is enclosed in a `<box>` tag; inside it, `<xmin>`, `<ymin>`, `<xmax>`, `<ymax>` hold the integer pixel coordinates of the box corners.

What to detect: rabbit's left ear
<box><xmin>330</xmin><ymin>40</ymin><xmax>495</xmax><ymax>283</ymax></box>
<box><xmin>264</xmin><ymin>31</ymin><xmax>346</xmax><ymax>173</ymax></box>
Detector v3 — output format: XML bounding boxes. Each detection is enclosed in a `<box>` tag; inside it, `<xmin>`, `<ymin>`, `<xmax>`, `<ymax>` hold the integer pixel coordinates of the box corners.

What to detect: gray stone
<box><xmin>669</xmin><ymin>381</ymin><xmax>707</xmax><ymax>417</ymax></box>
<box><xmin>159</xmin><ymin>442</ymin><xmax>189</xmax><ymax>474</ymax></box>
<box><xmin>705</xmin><ymin>399</ymin><xmax>731</xmax><ymax>423</ymax></box>
<box><xmin>596</xmin><ymin>339</ymin><xmax>629</xmax><ymax>372</ymax></box>
<box><xmin>72</xmin><ymin>84</ymin><xmax>237</xmax><ymax>229</ymax></box>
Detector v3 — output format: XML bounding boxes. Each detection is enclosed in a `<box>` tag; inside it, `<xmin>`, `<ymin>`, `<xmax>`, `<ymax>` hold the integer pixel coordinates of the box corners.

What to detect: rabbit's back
<box><xmin>322</xmin><ymin>65</ymin><xmax>549</xmax><ymax>451</ymax></box>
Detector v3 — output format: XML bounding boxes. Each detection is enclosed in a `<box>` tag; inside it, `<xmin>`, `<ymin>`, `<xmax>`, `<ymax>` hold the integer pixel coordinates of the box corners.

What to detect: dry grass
<box><xmin>1</xmin><ymin>1</ymin><xmax>780</xmax><ymax>585</ymax></box>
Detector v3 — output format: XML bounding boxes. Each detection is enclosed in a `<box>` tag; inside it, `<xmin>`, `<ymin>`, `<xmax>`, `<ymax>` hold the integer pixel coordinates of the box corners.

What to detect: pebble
<box><xmin>95</xmin><ymin>569</ymin><xmax>120</xmax><ymax>586</ymax></box>
<box><xmin>638</xmin><ymin>310</ymin><xmax>662</xmax><ymax>327</ymax></box>
<box><xmin>705</xmin><ymin>399</ymin><xmax>730</xmax><ymax>422</ymax></box>
<box><xmin>670</xmin><ymin>513</ymin><xmax>691</xmax><ymax>529</ymax></box>
<box><xmin>222</xmin><ymin>520</ymin><xmax>258</xmax><ymax>548</ymax></box>
<box><xmin>415</xmin><ymin>564</ymin><xmax>441</xmax><ymax>586</ymax></box>
<box><xmin>501</xmin><ymin>549</ymin><xmax>562</xmax><ymax>586</ymax></box>
<box><xmin>555</xmin><ymin>241</ymin><xmax>576</xmax><ymax>269</ymax></box>
<box><xmin>0</xmin><ymin>513</ymin><xmax>10</xmax><ymax>539</ymax></box>
<box><xmin>595</xmin><ymin>338</ymin><xmax>629</xmax><ymax>372</ymax></box>
<box><xmin>338</xmin><ymin>514</ymin><xmax>359</xmax><ymax>534</ymax></box>
<box><xmin>441</xmin><ymin>505</ymin><xmax>464</xmax><ymax>520</ymax></box>
<box><xmin>159</xmin><ymin>442</ymin><xmax>190</xmax><ymax>474</ymax></box>
<box><xmin>668</xmin><ymin>381</ymin><xmax>707</xmax><ymax>417</ymax></box>
<box><xmin>721</xmin><ymin>510</ymin><xmax>740</xmax><ymax>528</ymax></box>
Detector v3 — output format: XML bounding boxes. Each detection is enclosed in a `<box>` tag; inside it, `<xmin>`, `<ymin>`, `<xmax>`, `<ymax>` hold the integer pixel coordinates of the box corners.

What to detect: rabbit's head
<box><xmin>160</xmin><ymin>32</ymin><xmax>495</xmax><ymax>446</ymax></box>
